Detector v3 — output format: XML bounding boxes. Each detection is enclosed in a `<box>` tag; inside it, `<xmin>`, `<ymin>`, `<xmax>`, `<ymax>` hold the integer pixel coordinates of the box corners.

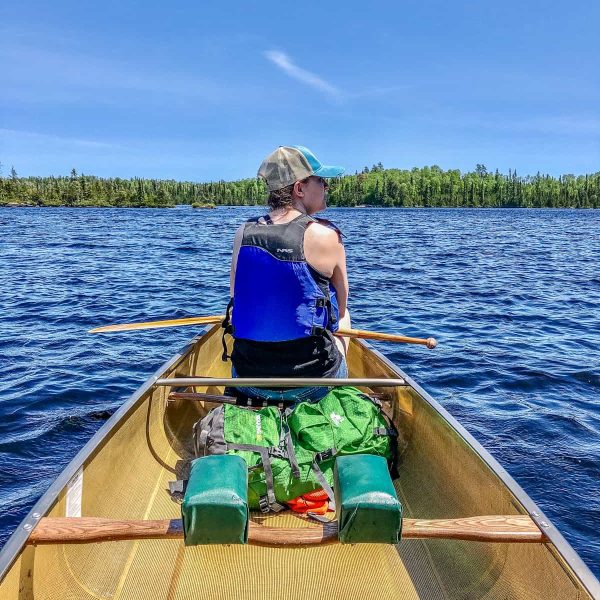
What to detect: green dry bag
<box><xmin>193</xmin><ymin>387</ymin><xmax>396</xmax><ymax>512</ymax></box>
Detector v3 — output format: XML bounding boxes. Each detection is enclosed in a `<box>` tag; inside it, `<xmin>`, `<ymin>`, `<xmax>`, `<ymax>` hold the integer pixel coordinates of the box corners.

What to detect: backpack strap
<box><xmin>193</xmin><ymin>406</ymin><xmax>227</xmax><ymax>456</ymax></box>
<box><xmin>306</xmin><ymin>511</ymin><xmax>332</xmax><ymax>523</ymax></box>
<box><xmin>227</xmin><ymin>443</ymin><xmax>286</xmax><ymax>513</ymax></box>
<box><xmin>281</xmin><ymin>407</ymin><xmax>301</xmax><ymax>478</ymax></box>
<box><xmin>311</xmin><ymin>447</ymin><xmax>337</xmax><ymax>511</ymax></box>
<box><xmin>168</xmin><ymin>479</ymin><xmax>187</xmax><ymax>496</ymax></box>
<box><xmin>359</xmin><ymin>393</ymin><xmax>398</xmax><ymax>439</ymax></box>
<box><xmin>359</xmin><ymin>393</ymin><xmax>400</xmax><ymax>479</ymax></box>
<box><xmin>373</xmin><ymin>427</ymin><xmax>397</xmax><ymax>437</ymax></box>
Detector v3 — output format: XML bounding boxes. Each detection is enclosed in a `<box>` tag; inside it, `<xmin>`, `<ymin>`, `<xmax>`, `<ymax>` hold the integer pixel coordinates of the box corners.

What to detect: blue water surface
<box><xmin>0</xmin><ymin>206</ymin><xmax>599</xmax><ymax>576</ymax></box>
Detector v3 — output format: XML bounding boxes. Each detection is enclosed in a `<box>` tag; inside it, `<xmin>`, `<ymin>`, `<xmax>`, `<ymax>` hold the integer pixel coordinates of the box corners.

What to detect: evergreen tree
<box><xmin>1</xmin><ymin>166</ymin><xmax>598</xmax><ymax>209</ymax></box>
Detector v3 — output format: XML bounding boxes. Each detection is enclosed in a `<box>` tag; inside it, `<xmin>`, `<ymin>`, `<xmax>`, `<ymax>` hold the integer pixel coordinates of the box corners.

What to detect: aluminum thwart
<box><xmin>155</xmin><ymin>377</ymin><xmax>407</xmax><ymax>388</ymax></box>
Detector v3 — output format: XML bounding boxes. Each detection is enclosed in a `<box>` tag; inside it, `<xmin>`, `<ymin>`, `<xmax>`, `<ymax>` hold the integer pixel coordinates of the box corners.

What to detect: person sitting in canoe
<box><xmin>223</xmin><ymin>145</ymin><xmax>350</xmax><ymax>402</ymax></box>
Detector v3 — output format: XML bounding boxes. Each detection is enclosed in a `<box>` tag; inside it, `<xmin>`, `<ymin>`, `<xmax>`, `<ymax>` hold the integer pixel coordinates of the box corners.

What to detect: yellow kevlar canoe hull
<box><xmin>0</xmin><ymin>325</ymin><xmax>598</xmax><ymax>599</ymax></box>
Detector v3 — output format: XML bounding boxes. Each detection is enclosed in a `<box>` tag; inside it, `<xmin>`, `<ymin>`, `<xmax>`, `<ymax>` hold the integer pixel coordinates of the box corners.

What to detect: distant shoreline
<box><xmin>3</xmin><ymin>166</ymin><xmax>599</xmax><ymax>209</ymax></box>
<box><xmin>2</xmin><ymin>204</ymin><xmax>598</xmax><ymax>210</ymax></box>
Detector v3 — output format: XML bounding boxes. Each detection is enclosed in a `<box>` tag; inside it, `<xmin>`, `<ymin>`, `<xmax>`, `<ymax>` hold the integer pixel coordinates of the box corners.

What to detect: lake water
<box><xmin>0</xmin><ymin>206</ymin><xmax>599</xmax><ymax>577</ymax></box>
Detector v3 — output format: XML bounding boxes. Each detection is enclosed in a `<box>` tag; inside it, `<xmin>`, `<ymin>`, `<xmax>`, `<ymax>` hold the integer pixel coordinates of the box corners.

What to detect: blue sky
<box><xmin>1</xmin><ymin>0</ymin><xmax>599</xmax><ymax>180</ymax></box>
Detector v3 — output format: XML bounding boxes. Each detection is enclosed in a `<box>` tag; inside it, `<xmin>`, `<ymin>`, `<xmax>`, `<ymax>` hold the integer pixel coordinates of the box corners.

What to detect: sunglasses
<box><xmin>302</xmin><ymin>176</ymin><xmax>329</xmax><ymax>189</ymax></box>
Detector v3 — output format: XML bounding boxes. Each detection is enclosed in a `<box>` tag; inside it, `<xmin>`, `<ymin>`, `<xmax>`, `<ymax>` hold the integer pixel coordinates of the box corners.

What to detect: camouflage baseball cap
<box><xmin>258</xmin><ymin>146</ymin><xmax>345</xmax><ymax>191</ymax></box>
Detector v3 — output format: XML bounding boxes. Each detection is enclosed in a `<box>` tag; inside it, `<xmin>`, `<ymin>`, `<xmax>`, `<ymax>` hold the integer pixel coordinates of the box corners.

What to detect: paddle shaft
<box><xmin>89</xmin><ymin>315</ymin><xmax>437</xmax><ymax>348</ymax></box>
<box><xmin>341</xmin><ymin>327</ymin><xmax>437</xmax><ymax>348</ymax></box>
<box><xmin>27</xmin><ymin>515</ymin><xmax>546</xmax><ymax>546</ymax></box>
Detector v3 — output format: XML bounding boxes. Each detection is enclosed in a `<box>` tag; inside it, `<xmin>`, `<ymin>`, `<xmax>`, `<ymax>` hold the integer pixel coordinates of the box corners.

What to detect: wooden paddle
<box><xmin>27</xmin><ymin>515</ymin><xmax>546</xmax><ymax>546</ymax></box>
<box><xmin>89</xmin><ymin>315</ymin><xmax>223</xmax><ymax>333</ymax></box>
<box><xmin>89</xmin><ymin>315</ymin><xmax>437</xmax><ymax>348</ymax></box>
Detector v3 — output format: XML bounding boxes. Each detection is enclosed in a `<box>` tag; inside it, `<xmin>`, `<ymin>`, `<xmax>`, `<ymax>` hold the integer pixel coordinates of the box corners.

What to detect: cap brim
<box><xmin>313</xmin><ymin>165</ymin><xmax>345</xmax><ymax>178</ymax></box>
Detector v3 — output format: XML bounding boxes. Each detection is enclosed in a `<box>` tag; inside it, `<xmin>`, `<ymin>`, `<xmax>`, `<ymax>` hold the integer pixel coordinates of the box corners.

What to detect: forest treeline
<box><xmin>1</xmin><ymin>164</ymin><xmax>599</xmax><ymax>208</ymax></box>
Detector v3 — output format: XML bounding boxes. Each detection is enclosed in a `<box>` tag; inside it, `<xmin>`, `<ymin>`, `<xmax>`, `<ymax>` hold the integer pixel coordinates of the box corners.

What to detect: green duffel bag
<box><xmin>194</xmin><ymin>404</ymin><xmax>295</xmax><ymax>512</ymax></box>
<box><xmin>194</xmin><ymin>387</ymin><xmax>396</xmax><ymax>512</ymax></box>
<box><xmin>286</xmin><ymin>386</ymin><xmax>395</xmax><ymax>500</ymax></box>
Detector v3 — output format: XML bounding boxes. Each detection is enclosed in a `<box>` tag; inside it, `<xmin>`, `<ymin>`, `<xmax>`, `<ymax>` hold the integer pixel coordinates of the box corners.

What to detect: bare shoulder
<box><xmin>314</xmin><ymin>217</ymin><xmax>343</xmax><ymax>237</ymax></box>
<box><xmin>305</xmin><ymin>220</ymin><xmax>342</xmax><ymax>248</ymax></box>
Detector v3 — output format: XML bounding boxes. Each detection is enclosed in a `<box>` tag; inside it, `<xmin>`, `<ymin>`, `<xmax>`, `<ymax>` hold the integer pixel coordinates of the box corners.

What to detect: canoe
<box><xmin>0</xmin><ymin>324</ymin><xmax>598</xmax><ymax>599</ymax></box>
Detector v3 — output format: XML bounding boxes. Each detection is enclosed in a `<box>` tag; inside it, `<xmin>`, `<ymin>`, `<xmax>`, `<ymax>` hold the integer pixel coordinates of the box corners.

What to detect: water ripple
<box><xmin>0</xmin><ymin>206</ymin><xmax>599</xmax><ymax>576</ymax></box>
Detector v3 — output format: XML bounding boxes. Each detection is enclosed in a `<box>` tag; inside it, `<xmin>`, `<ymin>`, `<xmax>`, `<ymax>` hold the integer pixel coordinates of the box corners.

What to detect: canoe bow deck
<box><xmin>0</xmin><ymin>325</ymin><xmax>598</xmax><ymax>599</ymax></box>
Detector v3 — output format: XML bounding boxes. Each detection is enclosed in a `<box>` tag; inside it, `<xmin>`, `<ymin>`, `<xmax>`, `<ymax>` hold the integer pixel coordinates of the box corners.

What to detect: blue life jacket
<box><xmin>230</xmin><ymin>214</ymin><xmax>340</xmax><ymax>343</ymax></box>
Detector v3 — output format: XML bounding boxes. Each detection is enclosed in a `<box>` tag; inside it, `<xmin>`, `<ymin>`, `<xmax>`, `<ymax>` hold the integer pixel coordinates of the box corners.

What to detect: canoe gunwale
<box><xmin>1</xmin><ymin>327</ymin><xmax>598</xmax><ymax>598</ymax></box>
<box><xmin>0</xmin><ymin>331</ymin><xmax>206</xmax><ymax>583</ymax></box>
<box><xmin>362</xmin><ymin>339</ymin><xmax>600</xmax><ymax>598</ymax></box>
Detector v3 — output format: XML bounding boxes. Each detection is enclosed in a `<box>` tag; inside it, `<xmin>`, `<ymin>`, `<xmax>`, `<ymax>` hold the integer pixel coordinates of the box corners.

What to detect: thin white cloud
<box><xmin>264</xmin><ymin>50</ymin><xmax>341</xmax><ymax>100</ymax></box>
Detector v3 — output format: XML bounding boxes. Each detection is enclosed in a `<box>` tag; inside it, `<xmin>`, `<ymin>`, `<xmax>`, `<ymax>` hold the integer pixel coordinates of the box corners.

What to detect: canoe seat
<box><xmin>334</xmin><ymin>454</ymin><xmax>402</xmax><ymax>544</ymax></box>
<box><xmin>181</xmin><ymin>455</ymin><xmax>249</xmax><ymax>545</ymax></box>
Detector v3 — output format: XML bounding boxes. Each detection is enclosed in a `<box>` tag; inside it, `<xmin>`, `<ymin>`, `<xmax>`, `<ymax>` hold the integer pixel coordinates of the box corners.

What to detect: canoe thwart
<box><xmin>156</xmin><ymin>377</ymin><xmax>407</xmax><ymax>388</ymax></box>
<box><xmin>27</xmin><ymin>515</ymin><xmax>547</xmax><ymax>547</ymax></box>
<box><xmin>168</xmin><ymin>391</ymin><xmax>391</xmax><ymax>406</ymax></box>
<box><xmin>28</xmin><ymin>517</ymin><xmax>184</xmax><ymax>544</ymax></box>
<box><xmin>405</xmin><ymin>515</ymin><xmax>549</xmax><ymax>542</ymax></box>
<box><xmin>169</xmin><ymin>392</ymin><xmax>301</xmax><ymax>408</ymax></box>
<box><xmin>168</xmin><ymin>392</ymin><xmax>240</xmax><ymax>405</ymax></box>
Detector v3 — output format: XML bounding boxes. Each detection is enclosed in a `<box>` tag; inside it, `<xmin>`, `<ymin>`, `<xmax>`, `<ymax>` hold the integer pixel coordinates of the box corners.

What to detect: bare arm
<box><xmin>330</xmin><ymin>240</ymin><xmax>351</xmax><ymax>355</ymax></box>
<box><xmin>305</xmin><ymin>223</ymin><xmax>351</xmax><ymax>355</ymax></box>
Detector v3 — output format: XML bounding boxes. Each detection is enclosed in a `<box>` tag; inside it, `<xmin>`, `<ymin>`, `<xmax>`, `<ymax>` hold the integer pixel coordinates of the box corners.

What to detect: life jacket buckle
<box><xmin>315</xmin><ymin>448</ymin><xmax>337</xmax><ymax>463</ymax></box>
<box><xmin>259</xmin><ymin>496</ymin><xmax>270</xmax><ymax>513</ymax></box>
